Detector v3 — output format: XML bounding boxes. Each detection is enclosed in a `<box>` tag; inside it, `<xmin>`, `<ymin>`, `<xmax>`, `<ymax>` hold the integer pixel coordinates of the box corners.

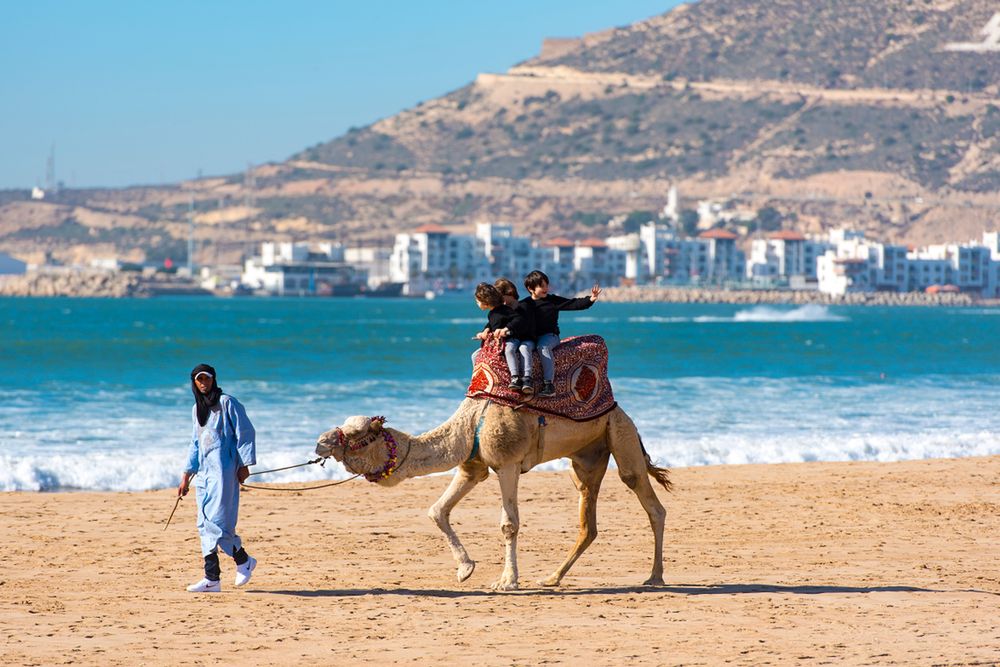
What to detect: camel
<box><xmin>315</xmin><ymin>397</ymin><xmax>672</xmax><ymax>591</ymax></box>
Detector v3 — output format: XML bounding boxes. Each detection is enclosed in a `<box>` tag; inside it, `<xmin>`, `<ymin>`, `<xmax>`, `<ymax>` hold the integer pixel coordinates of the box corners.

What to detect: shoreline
<box><xmin>3</xmin><ymin>456</ymin><xmax>998</xmax><ymax>664</ymax></box>
<box><xmin>2</xmin><ymin>272</ymin><xmax>998</xmax><ymax>306</ymax></box>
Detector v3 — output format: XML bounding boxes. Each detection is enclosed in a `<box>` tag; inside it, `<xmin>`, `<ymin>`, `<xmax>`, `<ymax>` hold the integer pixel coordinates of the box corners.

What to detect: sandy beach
<box><xmin>2</xmin><ymin>456</ymin><xmax>998</xmax><ymax>666</ymax></box>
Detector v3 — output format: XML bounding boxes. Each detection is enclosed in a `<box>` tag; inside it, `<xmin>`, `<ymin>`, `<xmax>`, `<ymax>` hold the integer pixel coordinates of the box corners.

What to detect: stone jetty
<box><xmin>600</xmin><ymin>286</ymin><xmax>992</xmax><ymax>307</ymax></box>
<box><xmin>0</xmin><ymin>271</ymin><xmax>210</xmax><ymax>298</ymax></box>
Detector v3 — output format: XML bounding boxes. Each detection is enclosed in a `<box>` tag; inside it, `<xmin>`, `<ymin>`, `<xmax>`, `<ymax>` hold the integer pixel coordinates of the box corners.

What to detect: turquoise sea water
<box><xmin>1</xmin><ymin>296</ymin><xmax>998</xmax><ymax>490</ymax></box>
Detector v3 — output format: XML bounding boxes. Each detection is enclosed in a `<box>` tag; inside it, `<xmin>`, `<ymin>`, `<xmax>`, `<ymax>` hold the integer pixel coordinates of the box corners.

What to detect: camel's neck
<box><xmin>377</xmin><ymin>399</ymin><xmax>483</xmax><ymax>485</ymax></box>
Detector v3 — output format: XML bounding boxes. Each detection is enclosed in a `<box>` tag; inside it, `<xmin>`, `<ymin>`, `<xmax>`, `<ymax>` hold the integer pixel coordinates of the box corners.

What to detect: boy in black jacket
<box><xmin>523</xmin><ymin>270</ymin><xmax>601</xmax><ymax>397</ymax></box>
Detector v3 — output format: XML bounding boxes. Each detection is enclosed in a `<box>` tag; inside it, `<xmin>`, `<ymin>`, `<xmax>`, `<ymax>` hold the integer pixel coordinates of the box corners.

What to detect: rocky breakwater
<box><xmin>0</xmin><ymin>270</ymin><xmax>147</xmax><ymax>298</ymax></box>
<box><xmin>601</xmin><ymin>286</ymin><xmax>986</xmax><ymax>307</ymax></box>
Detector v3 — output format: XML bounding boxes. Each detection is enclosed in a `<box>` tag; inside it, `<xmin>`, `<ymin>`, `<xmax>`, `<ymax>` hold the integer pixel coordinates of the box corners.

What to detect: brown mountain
<box><xmin>3</xmin><ymin>0</ymin><xmax>999</xmax><ymax>266</ymax></box>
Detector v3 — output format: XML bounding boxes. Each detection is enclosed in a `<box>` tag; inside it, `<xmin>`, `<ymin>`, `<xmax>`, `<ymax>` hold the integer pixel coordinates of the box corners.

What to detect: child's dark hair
<box><xmin>494</xmin><ymin>277</ymin><xmax>519</xmax><ymax>299</ymax></box>
<box><xmin>475</xmin><ymin>282</ymin><xmax>503</xmax><ymax>308</ymax></box>
<box><xmin>523</xmin><ymin>270</ymin><xmax>549</xmax><ymax>291</ymax></box>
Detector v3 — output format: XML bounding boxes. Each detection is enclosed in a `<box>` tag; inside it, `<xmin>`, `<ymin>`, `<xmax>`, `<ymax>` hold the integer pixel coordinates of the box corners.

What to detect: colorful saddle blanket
<box><xmin>466</xmin><ymin>334</ymin><xmax>617</xmax><ymax>422</ymax></box>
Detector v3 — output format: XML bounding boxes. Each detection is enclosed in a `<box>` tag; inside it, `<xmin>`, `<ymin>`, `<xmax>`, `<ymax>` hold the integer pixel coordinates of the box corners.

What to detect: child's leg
<box><xmin>518</xmin><ymin>340</ymin><xmax>536</xmax><ymax>379</ymax></box>
<box><xmin>536</xmin><ymin>333</ymin><xmax>559</xmax><ymax>382</ymax></box>
<box><xmin>503</xmin><ymin>339</ymin><xmax>521</xmax><ymax>377</ymax></box>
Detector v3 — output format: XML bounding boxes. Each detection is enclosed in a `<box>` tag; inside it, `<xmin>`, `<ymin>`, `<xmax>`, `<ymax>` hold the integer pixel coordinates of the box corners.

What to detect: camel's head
<box><xmin>315</xmin><ymin>415</ymin><xmax>387</xmax><ymax>463</ymax></box>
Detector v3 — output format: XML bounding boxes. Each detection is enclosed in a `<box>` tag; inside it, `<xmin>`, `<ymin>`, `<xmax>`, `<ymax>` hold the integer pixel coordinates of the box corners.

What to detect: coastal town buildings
<box><xmin>345</xmin><ymin>246</ymin><xmax>393</xmax><ymax>289</ymax></box>
<box><xmin>813</xmin><ymin>231</ymin><xmax>1000</xmax><ymax>297</ymax></box>
<box><xmin>242</xmin><ymin>241</ymin><xmax>364</xmax><ymax>296</ymax></box>
<box><xmin>388</xmin><ymin>224</ymin><xmax>492</xmax><ymax>295</ymax></box>
<box><xmin>5</xmin><ymin>208</ymin><xmax>1000</xmax><ymax>299</ymax></box>
<box><xmin>698</xmin><ymin>228</ymin><xmax>746</xmax><ymax>284</ymax></box>
<box><xmin>747</xmin><ymin>231</ymin><xmax>833</xmax><ymax>285</ymax></box>
<box><xmin>475</xmin><ymin>223</ymin><xmax>534</xmax><ymax>281</ymax></box>
<box><xmin>376</xmin><ymin>221</ymin><xmax>1000</xmax><ymax>297</ymax></box>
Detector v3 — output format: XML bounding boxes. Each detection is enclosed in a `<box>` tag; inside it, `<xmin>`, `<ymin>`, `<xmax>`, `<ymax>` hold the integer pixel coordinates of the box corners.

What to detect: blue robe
<box><xmin>184</xmin><ymin>394</ymin><xmax>256</xmax><ymax>557</ymax></box>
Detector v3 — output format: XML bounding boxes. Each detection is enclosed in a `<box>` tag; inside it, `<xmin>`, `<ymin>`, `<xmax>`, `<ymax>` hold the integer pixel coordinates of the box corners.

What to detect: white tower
<box><xmin>663</xmin><ymin>185</ymin><xmax>679</xmax><ymax>221</ymax></box>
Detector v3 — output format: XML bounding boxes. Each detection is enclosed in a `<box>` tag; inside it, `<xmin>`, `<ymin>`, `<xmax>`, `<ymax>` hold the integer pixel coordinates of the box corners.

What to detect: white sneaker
<box><xmin>234</xmin><ymin>556</ymin><xmax>257</xmax><ymax>587</ymax></box>
<box><xmin>186</xmin><ymin>578</ymin><xmax>221</xmax><ymax>593</ymax></box>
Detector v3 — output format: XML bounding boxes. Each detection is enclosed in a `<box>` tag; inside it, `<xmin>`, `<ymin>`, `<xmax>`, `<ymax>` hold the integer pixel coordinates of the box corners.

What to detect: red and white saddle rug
<box><xmin>466</xmin><ymin>334</ymin><xmax>617</xmax><ymax>422</ymax></box>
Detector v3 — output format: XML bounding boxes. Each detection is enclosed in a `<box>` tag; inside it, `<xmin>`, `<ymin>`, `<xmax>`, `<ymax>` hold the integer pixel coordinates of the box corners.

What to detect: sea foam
<box><xmin>2</xmin><ymin>375</ymin><xmax>998</xmax><ymax>491</ymax></box>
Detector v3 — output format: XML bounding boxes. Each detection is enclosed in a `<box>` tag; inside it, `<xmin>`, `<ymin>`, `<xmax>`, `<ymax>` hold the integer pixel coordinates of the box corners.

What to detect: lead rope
<box><xmin>240</xmin><ymin>456</ymin><xmax>362</xmax><ymax>492</ymax></box>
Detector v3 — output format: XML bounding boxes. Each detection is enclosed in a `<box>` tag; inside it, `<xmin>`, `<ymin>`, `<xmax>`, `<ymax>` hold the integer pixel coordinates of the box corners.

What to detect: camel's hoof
<box><xmin>490</xmin><ymin>578</ymin><xmax>519</xmax><ymax>592</ymax></box>
<box><xmin>456</xmin><ymin>561</ymin><xmax>476</xmax><ymax>583</ymax></box>
<box><xmin>642</xmin><ymin>576</ymin><xmax>665</xmax><ymax>586</ymax></box>
<box><xmin>538</xmin><ymin>575</ymin><xmax>561</xmax><ymax>587</ymax></box>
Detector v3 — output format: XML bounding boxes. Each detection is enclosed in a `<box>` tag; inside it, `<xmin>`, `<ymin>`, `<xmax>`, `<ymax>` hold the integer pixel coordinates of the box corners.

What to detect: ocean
<box><xmin>1</xmin><ymin>296</ymin><xmax>998</xmax><ymax>491</ymax></box>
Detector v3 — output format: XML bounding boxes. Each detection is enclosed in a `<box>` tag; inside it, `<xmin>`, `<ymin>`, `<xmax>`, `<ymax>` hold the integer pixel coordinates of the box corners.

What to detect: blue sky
<box><xmin>1</xmin><ymin>1</ymin><xmax>684</xmax><ymax>189</ymax></box>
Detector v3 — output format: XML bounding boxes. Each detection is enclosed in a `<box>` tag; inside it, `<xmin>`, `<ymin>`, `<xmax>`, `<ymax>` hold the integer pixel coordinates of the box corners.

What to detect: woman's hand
<box><xmin>590</xmin><ymin>283</ymin><xmax>602</xmax><ymax>301</ymax></box>
<box><xmin>177</xmin><ymin>472</ymin><xmax>192</xmax><ymax>498</ymax></box>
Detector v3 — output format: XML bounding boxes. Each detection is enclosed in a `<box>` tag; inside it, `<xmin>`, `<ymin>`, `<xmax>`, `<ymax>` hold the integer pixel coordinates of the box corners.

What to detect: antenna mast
<box><xmin>187</xmin><ymin>197</ymin><xmax>195</xmax><ymax>275</ymax></box>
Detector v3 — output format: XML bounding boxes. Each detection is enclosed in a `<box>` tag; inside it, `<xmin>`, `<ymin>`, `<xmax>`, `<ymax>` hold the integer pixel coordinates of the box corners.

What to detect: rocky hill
<box><xmin>2</xmin><ymin>0</ymin><xmax>999</xmax><ymax>266</ymax></box>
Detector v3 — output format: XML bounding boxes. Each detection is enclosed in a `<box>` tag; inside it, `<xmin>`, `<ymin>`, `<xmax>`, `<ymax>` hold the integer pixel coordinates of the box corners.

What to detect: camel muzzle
<box><xmin>315</xmin><ymin>427</ymin><xmax>346</xmax><ymax>460</ymax></box>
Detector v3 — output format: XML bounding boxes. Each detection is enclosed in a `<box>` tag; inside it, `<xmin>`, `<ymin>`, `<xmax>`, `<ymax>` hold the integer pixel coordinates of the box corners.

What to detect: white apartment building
<box><xmin>748</xmin><ymin>231</ymin><xmax>835</xmax><ymax>284</ymax></box>
<box><xmin>696</xmin><ymin>199</ymin><xmax>756</xmax><ymax>230</ymax></box>
<box><xmin>636</xmin><ymin>221</ymin><xmax>747</xmax><ymax>285</ymax></box>
<box><xmin>475</xmin><ymin>223</ymin><xmax>535</xmax><ymax>283</ymax></box>
<box><xmin>698</xmin><ymin>229</ymin><xmax>746</xmax><ymax>284</ymax></box>
<box><xmin>817</xmin><ymin>231</ymin><xmax>1000</xmax><ymax>297</ymax></box>
<box><xmin>816</xmin><ymin>232</ymin><xmax>884</xmax><ymax>294</ymax></box>
<box><xmin>906</xmin><ymin>242</ymin><xmax>992</xmax><ymax>294</ymax></box>
<box><xmin>639</xmin><ymin>221</ymin><xmax>676</xmax><ymax>279</ymax></box>
<box><xmin>605</xmin><ymin>232</ymin><xmax>643</xmax><ymax>282</ymax></box>
<box><xmin>243</xmin><ymin>242</ymin><xmax>362</xmax><ymax>296</ymax></box>
<box><xmin>573</xmin><ymin>238</ymin><xmax>628</xmax><ymax>288</ymax></box>
<box><xmin>345</xmin><ymin>246</ymin><xmax>393</xmax><ymax>288</ymax></box>
<box><xmin>536</xmin><ymin>238</ymin><xmax>576</xmax><ymax>290</ymax></box>
<box><xmin>389</xmin><ymin>224</ymin><xmax>492</xmax><ymax>295</ymax></box>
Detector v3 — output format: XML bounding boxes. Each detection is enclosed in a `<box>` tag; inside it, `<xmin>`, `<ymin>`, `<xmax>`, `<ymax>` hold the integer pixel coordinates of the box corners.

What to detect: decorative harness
<box><xmin>240</xmin><ymin>415</ymin><xmax>407</xmax><ymax>491</ymax></box>
<box><xmin>336</xmin><ymin>416</ymin><xmax>409</xmax><ymax>482</ymax></box>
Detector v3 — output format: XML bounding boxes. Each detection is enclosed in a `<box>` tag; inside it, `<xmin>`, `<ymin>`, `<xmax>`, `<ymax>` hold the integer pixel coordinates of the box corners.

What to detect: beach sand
<box><xmin>2</xmin><ymin>456</ymin><xmax>998</xmax><ymax>666</ymax></box>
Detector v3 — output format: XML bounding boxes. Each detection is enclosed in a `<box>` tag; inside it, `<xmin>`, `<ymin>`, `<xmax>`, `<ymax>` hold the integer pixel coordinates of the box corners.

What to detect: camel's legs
<box><xmin>490</xmin><ymin>463</ymin><xmax>521</xmax><ymax>591</ymax></box>
<box><xmin>607</xmin><ymin>410</ymin><xmax>667</xmax><ymax>585</ymax></box>
<box><xmin>428</xmin><ymin>462</ymin><xmax>488</xmax><ymax>583</ymax></box>
<box><xmin>540</xmin><ymin>449</ymin><xmax>611</xmax><ymax>587</ymax></box>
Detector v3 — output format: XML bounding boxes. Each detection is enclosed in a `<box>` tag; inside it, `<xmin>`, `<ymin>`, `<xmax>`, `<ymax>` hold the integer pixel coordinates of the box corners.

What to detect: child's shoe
<box><xmin>520</xmin><ymin>378</ymin><xmax>535</xmax><ymax>396</ymax></box>
<box><xmin>186</xmin><ymin>578</ymin><xmax>221</xmax><ymax>593</ymax></box>
<box><xmin>507</xmin><ymin>376</ymin><xmax>522</xmax><ymax>391</ymax></box>
<box><xmin>538</xmin><ymin>381</ymin><xmax>556</xmax><ymax>397</ymax></box>
<box><xmin>234</xmin><ymin>556</ymin><xmax>257</xmax><ymax>587</ymax></box>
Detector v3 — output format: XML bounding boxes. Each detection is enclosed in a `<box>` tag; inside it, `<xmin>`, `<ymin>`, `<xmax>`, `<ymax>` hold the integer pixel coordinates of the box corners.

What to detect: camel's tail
<box><xmin>640</xmin><ymin>435</ymin><xmax>673</xmax><ymax>492</ymax></box>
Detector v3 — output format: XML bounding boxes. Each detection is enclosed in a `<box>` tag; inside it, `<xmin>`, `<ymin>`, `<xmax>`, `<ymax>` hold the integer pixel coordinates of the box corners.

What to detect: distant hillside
<box><xmin>535</xmin><ymin>0</ymin><xmax>999</xmax><ymax>93</ymax></box>
<box><xmin>2</xmin><ymin>0</ymin><xmax>999</xmax><ymax>266</ymax></box>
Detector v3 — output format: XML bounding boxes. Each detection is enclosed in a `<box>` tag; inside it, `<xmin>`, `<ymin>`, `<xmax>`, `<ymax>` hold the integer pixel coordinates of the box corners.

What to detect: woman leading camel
<box><xmin>177</xmin><ymin>363</ymin><xmax>258</xmax><ymax>592</ymax></box>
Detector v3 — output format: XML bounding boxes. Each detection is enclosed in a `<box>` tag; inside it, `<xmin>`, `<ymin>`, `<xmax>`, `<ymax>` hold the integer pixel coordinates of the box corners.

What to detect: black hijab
<box><xmin>190</xmin><ymin>363</ymin><xmax>223</xmax><ymax>427</ymax></box>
